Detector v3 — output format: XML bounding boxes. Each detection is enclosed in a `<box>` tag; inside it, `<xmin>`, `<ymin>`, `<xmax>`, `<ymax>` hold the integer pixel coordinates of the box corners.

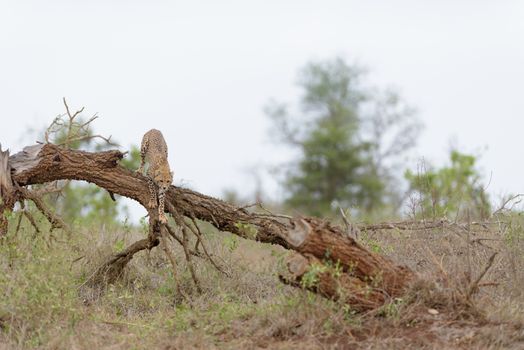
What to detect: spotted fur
<box><xmin>136</xmin><ymin>129</ymin><xmax>173</xmax><ymax>223</ymax></box>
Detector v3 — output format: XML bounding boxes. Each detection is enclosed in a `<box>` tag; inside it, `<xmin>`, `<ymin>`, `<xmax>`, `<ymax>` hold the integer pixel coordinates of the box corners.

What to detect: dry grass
<box><xmin>1</xmin><ymin>213</ymin><xmax>524</xmax><ymax>349</ymax></box>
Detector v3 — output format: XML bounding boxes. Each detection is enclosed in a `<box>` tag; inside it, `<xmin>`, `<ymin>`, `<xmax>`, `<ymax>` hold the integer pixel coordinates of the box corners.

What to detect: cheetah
<box><xmin>136</xmin><ymin>129</ymin><xmax>173</xmax><ymax>224</ymax></box>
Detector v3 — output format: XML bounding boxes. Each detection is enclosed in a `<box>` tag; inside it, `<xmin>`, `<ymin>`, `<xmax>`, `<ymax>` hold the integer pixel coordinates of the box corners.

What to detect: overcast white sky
<box><xmin>1</xmin><ymin>0</ymin><xmax>523</xmax><ymax>217</ymax></box>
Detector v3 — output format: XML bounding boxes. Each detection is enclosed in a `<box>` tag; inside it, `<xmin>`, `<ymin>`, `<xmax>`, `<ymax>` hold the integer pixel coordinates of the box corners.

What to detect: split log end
<box><xmin>284</xmin><ymin>217</ymin><xmax>312</xmax><ymax>247</ymax></box>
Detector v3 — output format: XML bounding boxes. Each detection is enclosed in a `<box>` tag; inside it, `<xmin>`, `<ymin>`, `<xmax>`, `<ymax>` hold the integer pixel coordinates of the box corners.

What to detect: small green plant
<box><xmin>223</xmin><ymin>234</ymin><xmax>239</xmax><ymax>252</ymax></box>
<box><xmin>342</xmin><ymin>304</ymin><xmax>358</xmax><ymax>321</ymax></box>
<box><xmin>378</xmin><ymin>297</ymin><xmax>404</xmax><ymax>319</ymax></box>
<box><xmin>2</xmin><ymin>209</ymin><xmax>16</xmax><ymax>221</ymax></box>
<box><xmin>405</xmin><ymin>150</ymin><xmax>491</xmax><ymax>220</ymax></box>
<box><xmin>504</xmin><ymin>213</ymin><xmax>524</xmax><ymax>247</ymax></box>
<box><xmin>139</xmin><ymin>216</ymin><xmax>149</xmax><ymax>235</ymax></box>
<box><xmin>234</xmin><ymin>222</ymin><xmax>258</xmax><ymax>239</ymax></box>
<box><xmin>301</xmin><ymin>262</ymin><xmax>328</xmax><ymax>288</ymax></box>
<box><xmin>331</xmin><ymin>260</ymin><xmax>343</xmax><ymax>278</ymax></box>
<box><xmin>113</xmin><ymin>239</ymin><xmax>125</xmax><ymax>253</ymax></box>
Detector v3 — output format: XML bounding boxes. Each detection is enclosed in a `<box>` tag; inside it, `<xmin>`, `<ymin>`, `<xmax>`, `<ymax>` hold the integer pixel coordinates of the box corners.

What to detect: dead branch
<box><xmin>32</xmin><ymin>181</ymin><xmax>68</xmax><ymax>197</ymax></box>
<box><xmin>14</xmin><ymin>208</ymin><xmax>24</xmax><ymax>235</ymax></box>
<box><xmin>45</xmin><ymin>99</ymin><xmax>117</xmax><ymax>148</ymax></box>
<box><xmin>2</xmin><ymin>142</ymin><xmax>417</xmax><ymax>310</ymax></box>
<box><xmin>83</xmin><ymin>237</ymin><xmax>159</xmax><ymax>288</ymax></box>
<box><xmin>492</xmin><ymin>194</ymin><xmax>523</xmax><ymax>216</ymax></box>
<box><xmin>23</xmin><ymin>210</ymin><xmax>41</xmax><ymax>235</ymax></box>
<box><xmin>17</xmin><ymin>186</ymin><xmax>70</xmax><ymax>233</ymax></box>
<box><xmin>186</xmin><ymin>216</ymin><xmax>229</xmax><ymax>276</ymax></box>
<box><xmin>170</xmin><ymin>209</ymin><xmax>202</xmax><ymax>293</ymax></box>
<box><xmin>163</xmin><ymin>223</ymin><xmax>213</xmax><ymax>263</ymax></box>
<box><xmin>466</xmin><ymin>252</ymin><xmax>497</xmax><ymax>300</ymax></box>
<box><xmin>12</xmin><ymin>200</ymin><xmax>40</xmax><ymax>236</ymax></box>
<box><xmin>160</xmin><ymin>226</ymin><xmax>178</xmax><ymax>282</ymax></box>
<box><xmin>359</xmin><ymin>218</ymin><xmax>498</xmax><ymax>234</ymax></box>
<box><xmin>339</xmin><ymin>207</ymin><xmax>360</xmax><ymax>239</ymax></box>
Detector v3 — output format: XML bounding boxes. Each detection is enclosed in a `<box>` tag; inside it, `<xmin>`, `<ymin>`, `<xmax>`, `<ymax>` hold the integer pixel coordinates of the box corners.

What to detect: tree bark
<box><xmin>2</xmin><ymin>143</ymin><xmax>416</xmax><ymax>310</ymax></box>
<box><xmin>0</xmin><ymin>145</ymin><xmax>15</xmax><ymax>235</ymax></box>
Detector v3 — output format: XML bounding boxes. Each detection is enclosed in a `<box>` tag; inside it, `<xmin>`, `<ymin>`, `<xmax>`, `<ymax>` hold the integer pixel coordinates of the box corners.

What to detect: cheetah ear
<box><xmin>170</xmin><ymin>171</ymin><xmax>174</xmax><ymax>178</ymax></box>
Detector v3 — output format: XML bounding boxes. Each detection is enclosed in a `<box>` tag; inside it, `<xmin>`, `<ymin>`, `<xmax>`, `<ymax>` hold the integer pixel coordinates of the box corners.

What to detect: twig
<box><xmin>235</xmin><ymin>202</ymin><xmax>259</xmax><ymax>212</ymax></box>
<box><xmin>465</xmin><ymin>210</ymin><xmax>472</xmax><ymax>284</ymax></box>
<box><xmin>32</xmin><ymin>181</ymin><xmax>67</xmax><ymax>196</ymax></box>
<box><xmin>466</xmin><ymin>252</ymin><xmax>497</xmax><ymax>299</ymax></box>
<box><xmin>69</xmin><ymin>255</ymin><xmax>85</xmax><ymax>271</ymax></box>
<box><xmin>63</xmin><ymin>97</ymin><xmax>84</xmax><ymax>120</ymax></box>
<box><xmin>14</xmin><ymin>208</ymin><xmax>24</xmax><ymax>235</ymax></box>
<box><xmin>165</xmin><ymin>201</ymin><xmax>227</xmax><ymax>276</ymax></box>
<box><xmin>339</xmin><ymin>207</ymin><xmax>359</xmax><ymax>239</ymax></box>
<box><xmin>189</xmin><ymin>217</ymin><xmax>202</xmax><ymax>252</ymax></box>
<box><xmin>424</xmin><ymin>247</ymin><xmax>448</xmax><ymax>282</ymax></box>
<box><xmin>101</xmin><ymin>320</ymin><xmax>153</xmax><ymax>329</ymax></box>
<box><xmin>179</xmin><ymin>222</ymin><xmax>202</xmax><ymax>293</ymax></box>
<box><xmin>186</xmin><ymin>216</ymin><xmax>230</xmax><ymax>277</ymax></box>
<box><xmin>56</xmin><ymin>134</ymin><xmax>117</xmax><ymax>147</ymax></box>
<box><xmin>160</xmin><ymin>225</ymin><xmax>188</xmax><ymax>299</ymax></box>
<box><xmin>492</xmin><ymin>194</ymin><xmax>523</xmax><ymax>216</ymax></box>
<box><xmin>165</xmin><ymin>223</ymin><xmax>204</xmax><ymax>259</ymax></box>
<box><xmin>44</xmin><ymin>98</ymin><xmax>117</xmax><ymax>148</ymax></box>
<box><xmin>359</xmin><ymin>218</ymin><xmax>498</xmax><ymax>232</ymax></box>
<box><xmin>23</xmin><ymin>210</ymin><xmax>40</xmax><ymax>235</ymax></box>
<box><xmin>256</xmin><ymin>202</ymin><xmax>293</xmax><ymax>220</ymax></box>
<box><xmin>166</xmin><ymin>206</ymin><xmax>202</xmax><ymax>293</ymax></box>
<box><xmin>477</xmin><ymin>282</ymin><xmax>499</xmax><ymax>288</ymax></box>
<box><xmin>160</xmin><ymin>226</ymin><xmax>178</xmax><ymax>278</ymax></box>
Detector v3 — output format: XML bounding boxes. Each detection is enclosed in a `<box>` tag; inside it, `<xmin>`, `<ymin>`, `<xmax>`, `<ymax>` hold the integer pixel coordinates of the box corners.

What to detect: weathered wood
<box><xmin>0</xmin><ymin>144</ymin><xmax>14</xmax><ymax>235</ymax></box>
<box><xmin>0</xmin><ymin>144</ymin><xmax>13</xmax><ymax>199</ymax></box>
<box><xmin>3</xmin><ymin>143</ymin><xmax>416</xmax><ymax>308</ymax></box>
<box><xmin>283</xmin><ymin>253</ymin><xmax>388</xmax><ymax>311</ymax></box>
<box><xmin>283</xmin><ymin>217</ymin><xmax>414</xmax><ymax>297</ymax></box>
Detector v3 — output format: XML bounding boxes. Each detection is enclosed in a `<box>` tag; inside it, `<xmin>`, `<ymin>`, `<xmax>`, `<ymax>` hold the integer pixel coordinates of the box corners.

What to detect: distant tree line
<box><xmin>266</xmin><ymin>57</ymin><xmax>491</xmax><ymax>220</ymax></box>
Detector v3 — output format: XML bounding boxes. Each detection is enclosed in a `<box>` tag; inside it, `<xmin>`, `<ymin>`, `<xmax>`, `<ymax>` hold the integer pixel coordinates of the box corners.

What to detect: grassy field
<box><xmin>1</xmin><ymin>213</ymin><xmax>524</xmax><ymax>349</ymax></box>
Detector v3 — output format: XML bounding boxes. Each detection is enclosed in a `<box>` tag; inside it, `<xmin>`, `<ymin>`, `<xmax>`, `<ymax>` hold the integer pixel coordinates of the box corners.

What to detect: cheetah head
<box><xmin>154</xmin><ymin>167</ymin><xmax>173</xmax><ymax>193</ymax></box>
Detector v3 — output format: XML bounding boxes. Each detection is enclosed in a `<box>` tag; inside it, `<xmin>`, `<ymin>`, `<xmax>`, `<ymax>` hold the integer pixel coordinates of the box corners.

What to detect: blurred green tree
<box><xmin>266</xmin><ymin>58</ymin><xmax>421</xmax><ymax>218</ymax></box>
<box><xmin>405</xmin><ymin>150</ymin><xmax>491</xmax><ymax>220</ymax></box>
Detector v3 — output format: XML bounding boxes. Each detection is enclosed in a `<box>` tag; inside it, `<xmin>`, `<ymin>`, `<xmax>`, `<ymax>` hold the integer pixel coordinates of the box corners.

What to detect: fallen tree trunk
<box><xmin>1</xmin><ymin>143</ymin><xmax>416</xmax><ymax>310</ymax></box>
